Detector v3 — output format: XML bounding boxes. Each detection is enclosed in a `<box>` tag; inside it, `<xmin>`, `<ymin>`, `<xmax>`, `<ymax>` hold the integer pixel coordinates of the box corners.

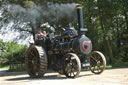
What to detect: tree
<box><xmin>1</xmin><ymin>0</ymin><xmax>128</xmax><ymax>64</ymax></box>
<box><xmin>1</xmin><ymin>1</ymin><xmax>78</xmax><ymax>41</ymax></box>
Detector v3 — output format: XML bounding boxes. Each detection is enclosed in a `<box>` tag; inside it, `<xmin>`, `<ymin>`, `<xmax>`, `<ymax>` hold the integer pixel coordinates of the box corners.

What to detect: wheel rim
<box><xmin>89</xmin><ymin>51</ymin><xmax>106</xmax><ymax>74</ymax></box>
<box><xmin>63</xmin><ymin>53</ymin><xmax>81</xmax><ymax>78</ymax></box>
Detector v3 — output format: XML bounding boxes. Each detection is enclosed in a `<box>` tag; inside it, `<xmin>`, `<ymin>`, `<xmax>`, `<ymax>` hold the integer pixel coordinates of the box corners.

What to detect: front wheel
<box><xmin>63</xmin><ymin>53</ymin><xmax>81</xmax><ymax>78</ymax></box>
<box><xmin>88</xmin><ymin>51</ymin><xmax>106</xmax><ymax>74</ymax></box>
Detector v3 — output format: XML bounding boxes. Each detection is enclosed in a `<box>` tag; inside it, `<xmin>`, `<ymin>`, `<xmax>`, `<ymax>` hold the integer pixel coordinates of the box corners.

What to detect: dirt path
<box><xmin>0</xmin><ymin>68</ymin><xmax>128</xmax><ymax>85</ymax></box>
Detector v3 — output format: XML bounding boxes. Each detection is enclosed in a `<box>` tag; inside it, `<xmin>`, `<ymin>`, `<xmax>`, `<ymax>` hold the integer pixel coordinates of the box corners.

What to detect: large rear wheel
<box><xmin>88</xmin><ymin>51</ymin><xmax>106</xmax><ymax>74</ymax></box>
<box><xmin>25</xmin><ymin>45</ymin><xmax>47</xmax><ymax>78</ymax></box>
<box><xmin>63</xmin><ymin>53</ymin><xmax>81</xmax><ymax>78</ymax></box>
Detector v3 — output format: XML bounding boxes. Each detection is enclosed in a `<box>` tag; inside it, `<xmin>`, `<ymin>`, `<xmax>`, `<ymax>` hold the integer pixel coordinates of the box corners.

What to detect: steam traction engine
<box><xmin>25</xmin><ymin>5</ymin><xmax>106</xmax><ymax>78</ymax></box>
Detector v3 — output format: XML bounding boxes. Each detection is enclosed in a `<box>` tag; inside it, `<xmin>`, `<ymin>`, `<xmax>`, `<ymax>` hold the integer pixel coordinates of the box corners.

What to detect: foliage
<box><xmin>117</xmin><ymin>41</ymin><xmax>128</xmax><ymax>63</ymax></box>
<box><xmin>0</xmin><ymin>65</ymin><xmax>9</xmax><ymax>69</ymax></box>
<box><xmin>0</xmin><ymin>0</ymin><xmax>128</xmax><ymax>65</ymax></box>
<box><xmin>0</xmin><ymin>39</ymin><xmax>7</xmax><ymax>64</ymax></box>
<box><xmin>23</xmin><ymin>1</ymin><xmax>35</xmax><ymax>8</ymax></box>
<box><xmin>0</xmin><ymin>40</ymin><xmax>27</xmax><ymax>65</ymax></box>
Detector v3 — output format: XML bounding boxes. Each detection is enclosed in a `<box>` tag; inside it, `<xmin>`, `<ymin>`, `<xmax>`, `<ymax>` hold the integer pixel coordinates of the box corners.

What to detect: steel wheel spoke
<box><xmin>72</xmin><ymin>71</ymin><xmax>75</xmax><ymax>76</ymax></box>
<box><xmin>90</xmin><ymin>56</ymin><xmax>97</xmax><ymax>62</ymax></box>
<box><xmin>97</xmin><ymin>66</ymin><xmax>101</xmax><ymax>72</ymax></box>
<box><xmin>92</xmin><ymin>66</ymin><xmax>95</xmax><ymax>72</ymax></box>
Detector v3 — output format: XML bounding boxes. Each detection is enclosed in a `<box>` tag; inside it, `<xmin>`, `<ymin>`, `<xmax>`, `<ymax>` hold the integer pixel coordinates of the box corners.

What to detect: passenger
<box><xmin>35</xmin><ymin>30</ymin><xmax>47</xmax><ymax>49</ymax></box>
<box><xmin>43</xmin><ymin>31</ymin><xmax>47</xmax><ymax>37</ymax></box>
<box><xmin>35</xmin><ymin>30</ymin><xmax>47</xmax><ymax>41</ymax></box>
<box><xmin>35</xmin><ymin>30</ymin><xmax>43</xmax><ymax>41</ymax></box>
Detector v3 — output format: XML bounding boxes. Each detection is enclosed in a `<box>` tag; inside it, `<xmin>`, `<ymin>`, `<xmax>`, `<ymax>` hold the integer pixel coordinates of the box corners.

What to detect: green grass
<box><xmin>105</xmin><ymin>65</ymin><xmax>113</xmax><ymax>69</ymax></box>
<box><xmin>0</xmin><ymin>64</ymin><xmax>26</xmax><ymax>72</ymax></box>
<box><xmin>111</xmin><ymin>64</ymin><xmax>128</xmax><ymax>68</ymax></box>
<box><xmin>106</xmin><ymin>63</ymin><xmax>128</xmax><ymax>69</ymax></box>
<box><xmin>0</xmin><ymin>63</ymin><xmax>127</xmax><ymax>72</ymax></box>
<box><xmin>83</xmin><ymin>64</ymin><xmax>127</xmax><ymax>70</ymax></box>
<box><xmin>0</xmin><ymin>65</ymin><xmax>9</xmax><ymax>69</ymax></box>
<box><xmin>7</xmin><ymin>69</ymin><xmax>26</xmax><ymax>72</ymax></box>
<box><xmin>8</xmin><ymin>64</ymin><xmax>26</xmax><ymax>72</ymax></box>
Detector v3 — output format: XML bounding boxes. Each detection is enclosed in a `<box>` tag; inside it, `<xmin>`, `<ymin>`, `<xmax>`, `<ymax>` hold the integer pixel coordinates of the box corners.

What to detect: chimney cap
<box><xmin>76</xmin><ymin>5</ymin><xmax>83</xmax><ymax>9</ymax></box>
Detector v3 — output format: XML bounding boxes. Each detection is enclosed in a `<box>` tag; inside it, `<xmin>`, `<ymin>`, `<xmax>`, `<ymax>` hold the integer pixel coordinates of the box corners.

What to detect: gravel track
<box><xmin>0</xmin><ymin>68</ymin><xmax>128</xmax><ymax>85</ymax></box>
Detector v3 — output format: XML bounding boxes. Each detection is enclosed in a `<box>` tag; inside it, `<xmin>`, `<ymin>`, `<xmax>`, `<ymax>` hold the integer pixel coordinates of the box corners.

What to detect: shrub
<box><xmin>0</xmin><ymin>40</ymin><xmax>28</xmax><ymax>65</ymax></box>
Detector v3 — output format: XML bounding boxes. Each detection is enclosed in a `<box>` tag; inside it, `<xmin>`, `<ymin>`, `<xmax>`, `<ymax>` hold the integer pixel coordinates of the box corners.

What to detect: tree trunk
<box><xmin>97</xmin><ymin>0</ymin><xmax>114</xmax><ymax>64</ymax></box>
<box><xmin>124</xmin><ymin>11</ymin><xmax>128</xmax><ymax>31</ymax></box>
<box><xmin>103</xmin><ymin>39</ymin><xmax>114</xmax><ymax>64</ymax></box>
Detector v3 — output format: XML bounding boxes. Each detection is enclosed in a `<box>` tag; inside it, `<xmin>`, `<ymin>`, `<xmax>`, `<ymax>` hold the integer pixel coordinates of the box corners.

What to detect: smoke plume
<box><xmin>0</xmin><ymin>2</ymin><xmax>80</xmax><ymax>44</ymax></box>
<box><xmin>7</xmin><ymin>3</ymin><xmax>79</xmax><ymax>30</ymax></box>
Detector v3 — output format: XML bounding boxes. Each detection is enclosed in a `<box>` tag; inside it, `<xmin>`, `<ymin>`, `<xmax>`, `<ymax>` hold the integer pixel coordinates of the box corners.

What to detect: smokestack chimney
<box><xmin>76</xmin><ymin>5</ymin><xmax>87</xmax><ymax>36</ymax></box>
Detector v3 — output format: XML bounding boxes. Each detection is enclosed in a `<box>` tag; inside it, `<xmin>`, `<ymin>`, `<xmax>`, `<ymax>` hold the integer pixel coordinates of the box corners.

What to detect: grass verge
<box><xmin>0</xmin><ymin>63</ymin><xmax>128</xmax><ymax>72</ymax></box>
<box><xmin>0</xmin><ymin>65</ymin><xmax>9</xmax><ymax>69</ymax></box>
<box><xmin>106</xmin><ymin>63</ymin><xmax>128</xmax><ymax>69</ymax></box>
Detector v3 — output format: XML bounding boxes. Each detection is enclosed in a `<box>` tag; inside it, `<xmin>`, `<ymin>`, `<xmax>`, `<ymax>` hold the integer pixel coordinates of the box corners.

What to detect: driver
<box><xmin>35</xmin><ymin>30</ymin><xmax>47</xmax><ymax>41</ymax></box>
<box><xmin>35</xmin><ymin>30</ymin><xmax>43</xmax><ymax>41</ymax></box>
